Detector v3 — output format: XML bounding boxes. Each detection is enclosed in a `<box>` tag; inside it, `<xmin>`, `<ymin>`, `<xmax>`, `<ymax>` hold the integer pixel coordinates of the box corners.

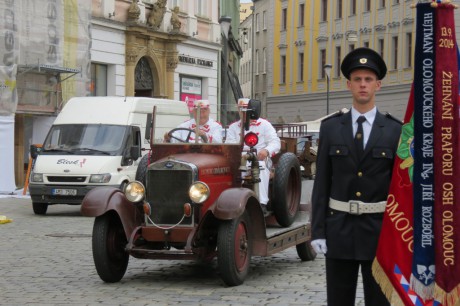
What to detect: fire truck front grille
<box><xmin>47</xmin><ymin>176</ymin><xmax>87</xmax><ymax>183</ymax></box>
<box><xmin>146</xmin><ymin>169</ymin><xmax>193</xmax><ymax>225</ymax></box>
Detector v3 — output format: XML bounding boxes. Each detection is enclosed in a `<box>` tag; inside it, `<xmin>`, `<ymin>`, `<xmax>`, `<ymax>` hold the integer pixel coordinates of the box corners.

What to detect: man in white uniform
<box><xmin>164</xmin><ymin>100</ymin><xmax>223</xmax><ymax>143</ymax></box>
<box><xmin>226</xmin><ymin>98</ymin><xmax>281</xmax><ymax>215</ymax></box>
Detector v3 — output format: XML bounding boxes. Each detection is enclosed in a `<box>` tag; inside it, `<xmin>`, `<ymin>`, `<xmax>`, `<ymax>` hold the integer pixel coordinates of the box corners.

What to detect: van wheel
<box><xmin>135</xmin><ymin>154</ymin><xmax>149</xmax><ymax>186</ymax></box>
<box><xmin>272</xmin><ymin>153</ymin><xmax>301</xmax><ymax>227</ymax></box>
<box><xmin>33</xmin><ymin>202</ymin><xmax>48</xmax><ymax>215</ymax></box>
<box><xmin>296</xmin><ymin>241</ymin><xmax>317</xmax><ymax>261</ymax></box>
<box><xmin>217</xmin><ymin>211</ymin><xmax>252</xmax><ymax>286</ymax></box>
<box><xmin>92</xmin><ymin>213</ymin><xmax>129</xmax><ymax>283</ymax></box>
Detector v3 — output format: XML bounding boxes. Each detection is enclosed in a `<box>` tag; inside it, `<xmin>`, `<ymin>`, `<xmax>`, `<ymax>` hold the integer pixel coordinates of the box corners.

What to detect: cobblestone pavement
<box><xmin>0</xmin><ymin>181</ymin><xmax>364</xmax><ymax>306</ymax></box>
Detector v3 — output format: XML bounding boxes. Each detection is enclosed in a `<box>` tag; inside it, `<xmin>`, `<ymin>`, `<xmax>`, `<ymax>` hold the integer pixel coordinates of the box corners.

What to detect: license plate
<box><xmin>52</xmin><ymin>189</ymin><xmax>77</xmax><ymax>196</ymax></box>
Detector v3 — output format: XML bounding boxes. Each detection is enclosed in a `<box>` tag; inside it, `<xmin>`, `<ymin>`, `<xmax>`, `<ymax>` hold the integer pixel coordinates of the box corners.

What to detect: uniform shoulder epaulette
<box><xmin>385</xmin><ymin>112</ymin><xmax>403</xmax><ymax>125</ymax></box>
<box><xmin>321</xmin><ymin>110</ymin><xmax>344</xmax><ymax>122</ymax></box>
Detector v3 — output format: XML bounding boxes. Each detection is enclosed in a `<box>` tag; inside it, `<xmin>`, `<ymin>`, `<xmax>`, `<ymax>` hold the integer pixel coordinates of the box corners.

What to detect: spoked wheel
<box><xmin>92</xmin><ymin>213</ymin><xmax>129</xmax><ymax>283</ymax></box>
<box><xmin>217</xmin><ymin>211</ymin><xmax>252</xmax><ymax>286</ymax></box>
<box><xmin>272</xmin><ymin>153</ymin><xmax>302</xmax><ymax>227</ymax></box>
<box><xmin>296</xmin><ymin>241</ymin><xmax>317</xmax><ymax>261</ymax></box>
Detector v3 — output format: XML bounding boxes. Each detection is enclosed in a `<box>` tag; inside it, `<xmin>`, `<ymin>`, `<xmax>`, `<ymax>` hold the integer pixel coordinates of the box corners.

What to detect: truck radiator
<box><xmin>146</xmin><ymin>168</ymin><xmax>193</xmax><ymax>226</ymax></box>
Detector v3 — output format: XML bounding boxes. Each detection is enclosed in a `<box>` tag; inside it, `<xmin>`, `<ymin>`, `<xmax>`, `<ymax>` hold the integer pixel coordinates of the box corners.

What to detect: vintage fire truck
<box><xmin>81</xmin><ymin>100</ymin><xmax>316</xmax><ymax>286</ymax></box>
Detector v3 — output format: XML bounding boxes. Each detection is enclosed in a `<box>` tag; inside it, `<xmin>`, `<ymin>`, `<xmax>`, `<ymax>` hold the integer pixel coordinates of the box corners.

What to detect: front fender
<box><xmin>81</xmin><ymin>187</ymin><xmax>141</xmax><ymax>239</ymax></box>
<box><xmin>212</xmin><ymin>188</ymin><xmax>258</xmax><ymax>220</ymax></box>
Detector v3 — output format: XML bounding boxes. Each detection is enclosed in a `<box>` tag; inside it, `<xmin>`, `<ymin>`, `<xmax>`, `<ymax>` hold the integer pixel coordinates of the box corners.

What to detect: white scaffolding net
<box><xmin>0</xmin><ymin>0</ymin><xmax>91</xmax><ymax>115</ymax></box>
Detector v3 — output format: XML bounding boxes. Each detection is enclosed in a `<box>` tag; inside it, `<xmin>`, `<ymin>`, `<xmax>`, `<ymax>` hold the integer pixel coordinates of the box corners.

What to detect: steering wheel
<box><xmin>167</xmin><ymin>128</ymin><xmax>208</xmax><ymax>143</ymax></box>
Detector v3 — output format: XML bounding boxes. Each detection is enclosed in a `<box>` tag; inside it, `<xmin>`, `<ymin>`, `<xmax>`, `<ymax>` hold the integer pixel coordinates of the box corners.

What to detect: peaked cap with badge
<box><xmin>340</xmin><ymin>47</ymin><xmax>387</xmax><ymax>80</ymax></box>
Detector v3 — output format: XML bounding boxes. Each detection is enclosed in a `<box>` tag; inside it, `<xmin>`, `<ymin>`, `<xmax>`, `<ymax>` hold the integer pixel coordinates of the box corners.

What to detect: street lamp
<box><xmin>324</xmin><ymin>64</ymin><xmax>332</xmax><ymax>115</ymax></box>
<box><xmin>219</xmin><ymin>16</ymin><xmax>232</xmax><ymax>126</ymax></box>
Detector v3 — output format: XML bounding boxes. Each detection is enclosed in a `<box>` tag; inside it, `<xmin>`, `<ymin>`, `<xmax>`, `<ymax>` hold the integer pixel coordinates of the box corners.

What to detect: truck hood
<box><xmin>34</xmin><ymin>155</ymin><xmax>123</xmax><ymax>175</ymax></box>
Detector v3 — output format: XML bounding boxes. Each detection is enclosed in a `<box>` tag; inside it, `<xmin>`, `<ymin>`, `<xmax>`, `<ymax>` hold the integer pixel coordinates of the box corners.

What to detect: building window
<box><xmin>321</xmin><ymin>0</ymin><xmax>328</xmax><ymax>22</ymax></box>
<box><xmin>282</xmin><ymin>8</ymin><xmax>287</xmax><ymax>30</ymax></box>
<box><xmin>256</xmin><ymin>13</ymin><xmax>259</xmax><ymax>32</ymax></box>
<box><xmin>392</xmin><ymin>36</ymin><xmax>399</xmax><ymax>69</ymax></box>
<box><xmin>90</xmin><ymin>63</ymin><xmax>107</xmax><ymax>96</ymax></box>
<box><xmin>195</xmin><ymin>0</ymin><xmax>207</xmax><ymax>17</ymax></box>
<box><xmin>263</xmin><ymin>48</ymin><xmax>267</xmax><ymax>74</ymax></box>
<box><xmin>298</xmin><ymin>52</ymin><xmax>304</xmax><ymax>81</ymax></box>
<box><xmin>365</xmin><ymin>0</ymin><xmax>371</xmax><ymax>11</ymax></box>
<box><xmin>379</xmin><ymin>0</ymin><xmax>385</xmax><ymax>8</ymax></box>
<box><xmin>263</xmin><ymin>11</ymin><xmax>267</xmax><ymax>30</ymax></box>
<box><xmin>363</xmin><ymin>41</ymin><xmax>369</xmax><ymax>48</ymax></box>
<box><xmin>406</xmin><ymin>33</ymin><xmax>412</xmax><ymax>68</ymax></box>
<box><xmin>378</xmin><ymin>38</ymin><xmax>384</xmax><ymax>59</ymax></box>
<box><xmin>394</xmin><ymin>0</ymin><xmax>400</xmax><ymax>3</ymax></box>
<box><xmin>320</xmin><ymin>49</ymin><xmax>326</xmax><ymax>78</ymax></box>
<box><xmin>299</xmin><ymin>4</ymin><xmax>305</xmax><ymax>26</ymax></box>
<box><xmin>335</xmin><ymin>46</ymin><xmax>341</xmax><ymax>77</ymax></box>
<box><xmin>281</xmin><ymin>55</ymin><xmax>286</xmax><ymax>83</ymax></box>
<box><xmin>350</xmin><ymin>0</ymin><xmax>356</xmax><ymax>15</ymax></box>
<box><xmin>337</xmin><ymin>0</ymin><xmax>342</xmax><ymax>19</ymax></box>
<box><xmin>349</xmin><ymin>44</ymin><xmax>355</xmax><ymax>52</ymax></box>
<box><xmin>256</xmin><ymin>49</ymin><xmax>259</xmax><ymax>75</ymax></box>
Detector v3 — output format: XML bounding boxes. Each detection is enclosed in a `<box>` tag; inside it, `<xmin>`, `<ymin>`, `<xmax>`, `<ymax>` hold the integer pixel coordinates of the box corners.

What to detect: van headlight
<box><xmin>125</xmin><ymin>181</ymin><xmax>145</xmax><ymax>202</ymax></box>
<box><xmin>89</xmin><ymin>173</ymin><xmax>111</xmax><ymax>183</ymax></box>
<box><xmin>31</xmin><ymin>172</ymin><xmax>43</xmax><ymax>183</ymax></box>
<box><xmin>188</xmin><ymin>181</ymin><xmax>210</xmax><ymax>203</ymax></box>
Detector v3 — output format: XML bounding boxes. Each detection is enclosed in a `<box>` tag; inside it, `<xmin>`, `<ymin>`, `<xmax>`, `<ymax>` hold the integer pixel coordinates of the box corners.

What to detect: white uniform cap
<box><xmin>238</xmin><ymin>98</ymin><xmax>250</xmax><ymax>107</ymax></box>
<box><xmin>194</xmin><ymin>100</ymin><xmax>210</xmax><ymax>108</ymax></box>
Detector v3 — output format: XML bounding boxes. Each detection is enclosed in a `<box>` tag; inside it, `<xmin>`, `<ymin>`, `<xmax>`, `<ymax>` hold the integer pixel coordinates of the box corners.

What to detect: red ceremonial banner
<box><xmin>373</xmin><ymin>3</ymin><xmax>460</xmax><ymax>306</ymax></box>
<box><xmin>433</xmin><ymin>4</ymin><xmax>460</xmax><ymax>306</ymax></box>
<box><xmin>372</xmin><ymin>88</ymin><xmax>415</xmax><ymax>306</ymax></box>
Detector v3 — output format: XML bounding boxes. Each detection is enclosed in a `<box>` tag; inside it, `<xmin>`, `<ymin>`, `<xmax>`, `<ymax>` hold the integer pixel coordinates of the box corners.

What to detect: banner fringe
<box><xmin>410</xmin><ymin>275</ymin><xmax>434</xmax><ymax>302</ymax></box>
<box><xmin>434</xmin><ymin>283</ymin><xmax>460</xmax><ymax>306</ymax></box>
<box><xmin>372</xmin><ymin>259</ymin><xmax>405</xmax><ymax>306</ymax></box>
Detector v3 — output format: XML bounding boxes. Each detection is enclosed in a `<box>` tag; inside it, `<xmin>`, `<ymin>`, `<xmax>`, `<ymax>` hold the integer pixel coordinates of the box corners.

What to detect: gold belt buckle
<box><xmin>349</xmin><ymin>201</ymin><xmax>360</xmax><ymax>215</ymax></box>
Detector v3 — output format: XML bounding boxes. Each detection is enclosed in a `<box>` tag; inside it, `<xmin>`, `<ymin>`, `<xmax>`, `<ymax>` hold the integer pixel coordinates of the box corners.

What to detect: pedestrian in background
<box><xmin>310</xmin><ymin>48</ymin><xmax>402</xmax><ymax>306</ymax></box>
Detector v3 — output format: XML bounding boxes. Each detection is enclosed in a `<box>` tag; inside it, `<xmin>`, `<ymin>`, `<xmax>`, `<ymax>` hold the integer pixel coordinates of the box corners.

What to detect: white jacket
<box><xmin>226</xmin><ymin>118</ymin><xmax>281</xmax><ymax>157</ymax></box>
<box><xmin>171</xmin><ymin>118</ymin><xmax>223</xmax><ymax>143</ymax></box>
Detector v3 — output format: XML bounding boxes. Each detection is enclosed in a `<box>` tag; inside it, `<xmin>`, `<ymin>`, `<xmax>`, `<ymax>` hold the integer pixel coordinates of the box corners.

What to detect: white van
<box><xmin>28</xmin><ymin>96</ymin><xmax>189</xmax><ymax>214</ymax></box>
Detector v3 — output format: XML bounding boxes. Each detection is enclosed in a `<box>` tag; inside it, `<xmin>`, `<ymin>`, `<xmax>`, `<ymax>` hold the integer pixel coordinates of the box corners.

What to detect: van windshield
<box><xmin>42</xmin><ymin>124</ymin><xmax>127</xmax><ymax>155</ymax></box>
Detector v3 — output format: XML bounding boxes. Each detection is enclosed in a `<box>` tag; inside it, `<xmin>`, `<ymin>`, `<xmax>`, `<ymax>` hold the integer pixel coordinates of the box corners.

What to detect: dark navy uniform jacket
<box><xmin>311</xmin><ymin>110</ymin><xmax>402</xmax><ymax>260</ymax></box>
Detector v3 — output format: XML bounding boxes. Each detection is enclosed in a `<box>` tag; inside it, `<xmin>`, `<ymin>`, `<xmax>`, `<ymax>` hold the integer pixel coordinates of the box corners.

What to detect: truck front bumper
<box><xmin>29</xmin><ymin>184</ymin><xmax>120</xmax><ymax>205</ymax></box>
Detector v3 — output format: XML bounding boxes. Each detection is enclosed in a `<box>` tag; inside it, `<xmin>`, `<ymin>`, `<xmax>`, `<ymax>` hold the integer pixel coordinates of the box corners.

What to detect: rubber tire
<box><xmin>135</xmin><ymin>153</ymin><xmax>149</xmax><ymax>186</ymax></box>
<box><xmin>296</xmin><ymin>241</ymin><xmax>317</xmax><ymax>261</ymax></box>
<box><xmin>92</xmin><ymin>213</ymin><xmax>129</xmax><ymax>283</ymax></box>
<box><xmin>272</xmin><ymin>153</ymin><xmax>301</xmax><ymax>227</ymax></box>
<box><xmin>217</xmin><ymin>211</ymin><xmax>252</xmax><ymax>286</ymax></box>
<box><xmin>32</xmin><ymin>202</ymin><xmax>48</xmax><ymax>215</ymax></box>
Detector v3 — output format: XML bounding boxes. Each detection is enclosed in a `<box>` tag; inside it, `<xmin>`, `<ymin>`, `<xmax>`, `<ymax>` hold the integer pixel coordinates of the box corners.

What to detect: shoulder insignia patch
<box><xmin>322</xmin><ymin>110</ymin><xmax>344</xmax><ymax>122</ymax></box>
<box><xmin>385</xmin><ymin>112</ymin><xmax>403</xmax><ymax>125</ymax></box>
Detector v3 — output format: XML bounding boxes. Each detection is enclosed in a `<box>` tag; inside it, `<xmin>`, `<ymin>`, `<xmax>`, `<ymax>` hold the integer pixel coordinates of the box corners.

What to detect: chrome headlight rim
<box><xmin>188</xmin><ymin>181</ymin><xmax>210</xmax><ymax>204</ymax></box>
<box><xmin>124</xmin><ymin>181</ymin><xmax>145</xmax><ymax>203</ymax></box>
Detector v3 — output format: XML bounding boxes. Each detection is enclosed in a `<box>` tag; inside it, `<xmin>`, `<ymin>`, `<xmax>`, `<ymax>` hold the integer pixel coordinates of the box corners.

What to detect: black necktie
<box><xmin>355</xmin><ymin>116</ymin><xmax>366</xmax><ymax>159</ymax></box>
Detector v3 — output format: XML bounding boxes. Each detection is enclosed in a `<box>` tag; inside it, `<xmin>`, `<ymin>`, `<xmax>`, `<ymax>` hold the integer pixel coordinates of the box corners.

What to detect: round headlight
<box><xmin>124</xmin><ymin>181</ymin><xmax>145</xmax><ymax>203</ymax></box>
<box><xmin>188</xmin><ymin>181</ymin><xmax>210</xmax><ymax>203</ymax></box>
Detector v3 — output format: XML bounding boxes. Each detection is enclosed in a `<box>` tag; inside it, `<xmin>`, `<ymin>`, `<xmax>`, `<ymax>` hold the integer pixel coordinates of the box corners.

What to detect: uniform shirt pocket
<box><xmin>372</xmin><ymin>147</ymin><xmax>393</xmax><ymax>159</ymax></box>
<box><xmin>329</xmin><ymin>145</ymin><xmax>349</xmax><ymax>157</ymax></box>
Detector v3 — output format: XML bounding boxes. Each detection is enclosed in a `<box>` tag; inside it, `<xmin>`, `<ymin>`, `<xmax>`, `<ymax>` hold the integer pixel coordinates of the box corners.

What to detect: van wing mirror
<box><xmin>130</xmin><ymin>145</ymin><xmax>141</xmax><ymax>161</ymax></box>
<box><xmin>244</xmin><ymin>99</ymin><xmax>262</xmax><ymax>131</ymax></box>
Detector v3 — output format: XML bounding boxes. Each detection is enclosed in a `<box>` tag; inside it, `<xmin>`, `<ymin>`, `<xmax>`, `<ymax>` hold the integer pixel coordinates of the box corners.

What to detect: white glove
<box><xmin>311</xmin><ymin>239</ymin><xmax>327</xmax><ymax>254</ymax></box>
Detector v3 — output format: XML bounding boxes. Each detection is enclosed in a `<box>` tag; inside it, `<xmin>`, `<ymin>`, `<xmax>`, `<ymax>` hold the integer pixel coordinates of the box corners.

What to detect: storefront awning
<box><xmin>18</xmin><ymin>64</ymin><xmax>81</xmax><ymax>82</ymax></box>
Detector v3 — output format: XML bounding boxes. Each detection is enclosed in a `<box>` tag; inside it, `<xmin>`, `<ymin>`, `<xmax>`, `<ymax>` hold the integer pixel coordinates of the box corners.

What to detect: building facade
<box><xmin>267</xmin><ymin>0</ymin><xmax>418</xmax><ymax>124</ymax></box>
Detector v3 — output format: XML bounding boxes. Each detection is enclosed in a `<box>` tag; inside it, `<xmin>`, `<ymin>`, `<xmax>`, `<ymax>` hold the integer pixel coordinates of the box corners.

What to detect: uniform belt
<box><xmin>329</xmin><ymin>198</ymin><xmax>386</xmax><ymax>215</ymax></box>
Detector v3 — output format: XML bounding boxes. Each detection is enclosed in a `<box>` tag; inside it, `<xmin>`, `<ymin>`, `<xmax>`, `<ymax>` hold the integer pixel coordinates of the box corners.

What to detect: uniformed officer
<box><xmin>310</xmin><ymin>47</ymin><xmax>402</xmax><ymax>306</ymax></box>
